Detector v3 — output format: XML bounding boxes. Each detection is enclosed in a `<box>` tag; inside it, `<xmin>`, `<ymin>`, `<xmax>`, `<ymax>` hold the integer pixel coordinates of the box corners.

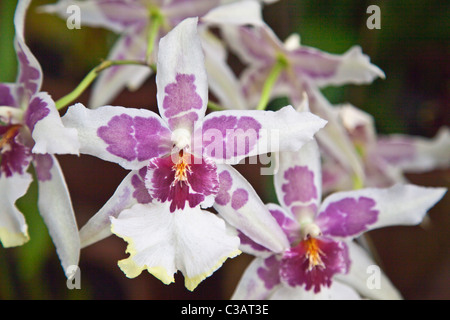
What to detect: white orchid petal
<box><xmin>156</xmin><ymin>17</ymin><xmax>208</xmax><ymax>133</ymax></box>
<box><xmin>62</xmin><ymin>103</ymin><xmax>172</xmax><ymax>170</ymax></box>
<box><xmin>316</xmin><ymin>184</ymin><xmax>447</xmax><ymax>239</ymax></box>
<box><xmin>33</xmin><ymin>155</ymin><xmax>80</xmax><ymax>277</ymax></box>
<box><xmin>213</xmin><ymin>164</ymin><xmax>290</xmax><ymax>253</ymax></box>
<box><xmin>231</xmin><ymin>257</ymin><xmax>281</xmax><ymax>300</ymax></box>
<box><xmin>335</xmin><ymin>241</ymin><xmax>402</xmax><ymax>300</ymax></box>
<box><xmin>29</xmin><ymin>92</ymin><xmax>79</xmax><ymax>155</ymax></box>
<box><xmin>111</xmin><ymin>202</ymin><xmax>240</xmax><ymax>291</ymax></box>
<box><xmin>0</xmin><ymin>172</ymin><xmax>32</xmax><ymax>247</ymax></box>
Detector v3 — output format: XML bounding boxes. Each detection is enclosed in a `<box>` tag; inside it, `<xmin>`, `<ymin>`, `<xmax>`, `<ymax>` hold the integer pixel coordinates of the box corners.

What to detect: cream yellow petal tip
<box><xmin>118</xmin><ymin>257</ymin><xmax>175</xmax><ymax>285</ymax></box>
<box><xmin>148</xmin><ymin>266</ymin><xmax>175</xmax><ymax>285</ymax></box>
<box><xmin>184</xmin><ymin>249</ymin><xmax>242</xmax><ymax>291</ymax></box>
<box><xmin>0</xmin><ymin>227</ymin><xmax>29</xmax><ymax>248</ymax></box>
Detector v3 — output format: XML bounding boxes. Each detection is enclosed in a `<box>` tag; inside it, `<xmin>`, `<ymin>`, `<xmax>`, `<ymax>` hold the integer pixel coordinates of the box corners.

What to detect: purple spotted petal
<box><xmin>156</xmin><ymin>18</ymin><xmax>208</xmax><ymax>132</ymax></box>
<box><xmin>290</xmin><ymin>46</ymin><xmax>341</xmax><ymax>80</ymax></box>
<box><xmin>281</xmin><ymin>165</ymin><xmax>317</xmax><ymax>206</ymax></box>
<box><xmin>274</xmin><ymin>141</ymin><xmax>322</xmax><ymax>222</ymax></box>
<box><xmin>0</xmin><ymin>84</ymin><xmax>18</xmax><ymax>107</ymax></box>
<box><xmin>33</xmin><ymin>153</ymin><xmax>53</xmax><ymax>181</ymax></box>
<box><xmin>163</xmin><ymin>74</ymin><xmax>203</xmax><ymax>118</ymax></box>
<box><xmin>257</xmin><ymin>255</ymin><xmax>281</xmax><ymax>290</ymax></box>
<box><xmin>199</xmin><ymin>106</ymin><xmax>327</xmax><ymax>165</ymax></box>
<box><xmin>15</xmin><ymin>41</ymin><xmax>42</xmax><ymax>97</ymax></box>
<box><xmin>315</xmin><ymin>197</ymin><xmax>379</xmax><ymax>237</ymax></box>
<box><xmin>131</xmin><ymin>167</ymin><xmax>152</xmax><ymax>204</ymax></box>
<box><xmin>97</xmin><ymin>0</ymin><xmax>148</xmax><ymax>30</ymax></box>
<box><xmin>213</xmin><ymin>164</ymin><xmax>290</xmax><ymax>254</ymax></box>
<box><xmin>280</xmin><ymin>237</ymin><xmax>350</xmax><ymax>293</ymax></box>
<box><xmin>24</xmin><ymin>95</ymin><xmax>50</xmax><ymax>133</ymax></box>
<box><xmin>98</xmin><ymin>113</ymin><xmax>172</xmax><ymax>162</ymax></box>
<box><xmin>146</xmin><ymin>152</ymin><xmax>219</xmax><ymax>212</ymax></box>
<box><xmin>161</xmin><ymin>74</ymin><xmax>203</xmax><ymax>131</ymax></box>
<box><xmin>215</xmin><ymin>170</ymin><xmax>233</xmax><ymax>206</ymax></box>
<box><xmin>0</xmin><ymin>122</ymin><xmax>31</xmax><ymax>178</ymax></box>
<box><xmin>201</xmin><ymin>115</ymin><xmax>261</xmax><ymax>160</ymax></box>
<box><xmin>62</xmin><ymin>104</ymin><xmax>172</xmax><ymax>170</ymax></box>
<box><xmin>268</xmin><ymin>204</ymin><xmax>301</xmax><ymax>245</ymax></box>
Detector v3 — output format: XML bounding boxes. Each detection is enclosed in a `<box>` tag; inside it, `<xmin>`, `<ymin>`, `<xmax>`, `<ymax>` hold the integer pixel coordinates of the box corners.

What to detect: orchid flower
<box><xmin>218</xmin><ymin>22</ymin><xmax>386</xmax><ymax>189</ymax></box>
<box><xmin>231</xmin><ymin>109</ymin><xmax>447</xmax><ymax>299</ymax></box>
<box><xmin>0</xmin><ymin>0</ymin><xmax>80</xmax><ymax>277</ymax></box>
<box><xmin>42</xmin><ymin>0</ymin><xmax>274</xmax><ymax>108</ymax></box>
<box><xmin>221</xmin><ymin>22</ymin><xmax>385</xmax><ymax>109</ymax></box>
<box><xmin>322</xmin><ymin>104</ymin><xmax>450</xmax><ymax>192</ymax></box>
<box><xmin>62</xmin><ymin>18</ymin><xmax>327</xmax><ymax>290</ymax></box>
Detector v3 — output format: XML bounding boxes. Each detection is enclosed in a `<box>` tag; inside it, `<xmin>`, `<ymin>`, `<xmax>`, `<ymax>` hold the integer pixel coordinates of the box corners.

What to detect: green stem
<box><xmin>352</xmin><ymin>173</ymin><xmax>364</xmax><ymax>190</ymax></box>
<box><xmin>146</xmin><ymin>11</ymin><xmax>162</xmax><ymax>63</ymax></box>
<box><xmin>55</xmin><ymin>60</ymin><xmax>147</xmax><ymax>110</ymax></box>
<box><xmin>207</xmin><ymin>101</ymin><xmax>225</xmax><ymax>111</ymax></box>
<box><xmin>256</xmin><ymin>57</ymin><xmax>287</xmax><ymax>110</ymax></box>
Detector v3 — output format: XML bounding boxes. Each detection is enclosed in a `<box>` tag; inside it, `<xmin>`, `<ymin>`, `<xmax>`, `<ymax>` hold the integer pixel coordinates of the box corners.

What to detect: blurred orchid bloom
<box><xmin>41</xmin><ymin>0</ymin><xmax>272</xmax><ymax>108</ymax></box>
<box><xmin>222</xmin><ymin>22</ymin><xmax>385</xmax><ymax>108</ymax></box>
<box><xmin>322</xmin><ymin>104</ymin><xmax>450</xmax><ymax>192</ymax></box>
<box><xmin>219</xmin><ymin>22</ymin><xmax>386</xmax><ymax>190</ymax></box>
<box><xmin>231</xmin><ymin>130</ymin><xmax>447</xmax><ymax>299</ymax></box>
<box><xmin>62</xmin><ymin>18</ymin><xmax>326</xmax><ymax>290</ymax></box>
<box><xmin>0</xmin><ymin>0</ymin><xmax>80</xmax><ymax>277</ymax></box>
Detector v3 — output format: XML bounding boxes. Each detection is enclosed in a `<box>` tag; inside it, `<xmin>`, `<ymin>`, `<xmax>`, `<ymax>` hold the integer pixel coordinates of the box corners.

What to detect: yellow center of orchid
<box><xmin>303</xmin><ymin>236</ymin><xmax>325</xmax><ymax>271</ymax></box>
<box><xmin>172</xmin><ymin>150</ymin><xmax>190</xmax><ymax>183</ymax></box>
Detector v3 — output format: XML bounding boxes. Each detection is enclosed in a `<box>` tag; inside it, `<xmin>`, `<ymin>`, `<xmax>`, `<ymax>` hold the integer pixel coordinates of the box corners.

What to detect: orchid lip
<box><xmin>146</xmin><ymin>149</ymin><xmax>219</xmax><ymax>213</ymax></box>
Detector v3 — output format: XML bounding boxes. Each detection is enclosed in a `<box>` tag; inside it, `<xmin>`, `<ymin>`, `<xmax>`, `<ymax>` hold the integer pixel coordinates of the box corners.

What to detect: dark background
<box><xmin>0</xmin><ymin>0</ymin><xmax>448</xmax><ymax>299</ymax></box>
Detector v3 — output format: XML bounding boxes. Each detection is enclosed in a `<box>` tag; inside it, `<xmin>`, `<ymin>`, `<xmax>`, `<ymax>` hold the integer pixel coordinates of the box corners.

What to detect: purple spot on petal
<box><xmin>33</xmin><ymin>153</ymin><xmax>53</xmax><ymax>181</ymax></box>
<box><xmin>17</xmin><ymin>48</ymin><xmax>41</xmax><ymax>95</ymax></box>
<box><xmin>98</xmin><ymin>114</ymin><xmax>137</xmax><ymax>161</ymax></box>
<box><xmin>133</xmin><ymin>116</ymin><xmax>171</xmax><ymax>161</ymax></box>
<box><xmin>282</xmin><ymin>166</ymin><xmax>317</xmax><ymax>206</ymax></box>
<box><xmin>202</xmin><ymin>115</ymin><xmax>261</xmax><ymax>159</ymax></box>
<box><xmin>316</xmin><ymin>197</ymin><xmax>379</xmax><ymax>237</ymax></box>
<box><xmin>162</xmin><ymin>74</ymin><xmax>203</xmax><ymax>118</ymax></box>
<box><xmin>25</xmin><ymin>96</ymin><xmax>50</xmax><ymax>132</ymax></box>
<box><xmin>98</xmin><ymin>114</ymin><xmax>170</xmax><ymax>162</ymax></box>
<box><xmin>257</xmin><ymin>255</ymin><xmax>281</xmax><ymax>290</ymax></box>
<box><xmin>215</xmin><ymin>170</ymin><xmax>232</xmax><ymax>206</ymax></box>
<box><xmin>131</xmin><ymin>167</ymin><xmax>152</xmax><ymax>204</ymax></box>
<box><xmin>0</xmin><ymin>85</ymin><xmax>16</xmax><ymax>107</ymax></box>
<box><xmin>231</xmin><ymin>188</ymin><xmax>248</xmax><ymax>210</ymax></box>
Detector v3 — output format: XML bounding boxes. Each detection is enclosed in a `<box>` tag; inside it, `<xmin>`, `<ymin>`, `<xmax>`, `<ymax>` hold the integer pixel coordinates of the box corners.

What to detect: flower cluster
<box><xmin>0</xmin><ymin>0</ymin><xmax>448</xmax><ymax>299</ymax></box>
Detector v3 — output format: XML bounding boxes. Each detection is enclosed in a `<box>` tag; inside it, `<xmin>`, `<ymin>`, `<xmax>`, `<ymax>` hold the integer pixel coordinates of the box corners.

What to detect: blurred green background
<box><xmin>0</xmin><ymin>0</ymin><xmax>448</xmax><ymax>299</ymax></box>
